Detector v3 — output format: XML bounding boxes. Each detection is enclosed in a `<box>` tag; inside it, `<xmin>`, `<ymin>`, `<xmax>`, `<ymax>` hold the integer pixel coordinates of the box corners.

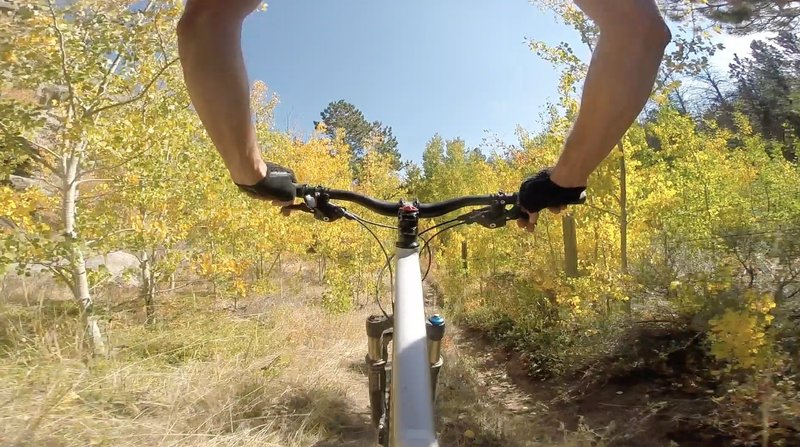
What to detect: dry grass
<box><xmin>0</xmin><ymin>273</ymin><xmax>605</xmax><ymax>447</ymax></box>
<box><xmin>1</xmin><ymin>273</ymin><xmax>73</xmax><ymax>305</ymax></box>
<box><xmin>435</xmin><ymin>329</ymin><xmax>613</xmax><ymax>447</ymax></box>
<box><xmin>3</xmin><ymin>272</ymin><xmax>734</xmax><ymax>447</ymax></box>
<box><xmin>0</xmin><ymin>280</ymin><xmax>375</xmax><ymax>447</ymax></box>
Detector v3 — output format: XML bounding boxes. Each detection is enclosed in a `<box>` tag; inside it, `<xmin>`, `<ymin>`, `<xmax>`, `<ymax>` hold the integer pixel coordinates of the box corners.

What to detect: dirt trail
<box><xmin>311</xmin><ymin>297</ymin><xmax>604</xmax><ymax>446</ymax></box>
<box><xmin>244</xmin><ymin>298</ymin><xmax>380</xmax><ymax>447</ymax></box>
<box><xmin>6</xmin><ymin>265</ymin><xmax>792</xmax><ymax>447</ymax></box>
<box><xmin>245</xmin><ymin>275</ymin><xmax>731</xmax><ymax>447</ymax></box>
<box><xmin>440</xmin><ymin>326</ymin><xmax>736</xmax><ymax>447</ymax></box>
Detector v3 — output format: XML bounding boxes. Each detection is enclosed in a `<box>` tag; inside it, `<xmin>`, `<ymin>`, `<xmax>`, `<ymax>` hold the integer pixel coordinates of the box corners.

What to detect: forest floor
<box><xmin>440</xmin><ymin>326</ymin><xmax>732</xmax><ymax>447</ymax></box>
<box><xmin>0</xmin><ymin>272</ymin><xmax>794</xmax><ymax>446</ymax></box>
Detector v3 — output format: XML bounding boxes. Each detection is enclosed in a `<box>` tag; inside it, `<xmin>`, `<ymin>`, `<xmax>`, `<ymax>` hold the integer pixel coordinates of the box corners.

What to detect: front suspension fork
<box><xmin>365</xmin><ymin>313</ymin><xmax>447</xmax><ymax>430</ymax></box>
<box><xmin>366</xmin><ymin>314</ymin><xmax>392</xmax><ymax>430</ymax></box>
<box><xmin>426</xmin><ymin>314</ymin><xmax>446</xmax><ymax>398</ymax></box>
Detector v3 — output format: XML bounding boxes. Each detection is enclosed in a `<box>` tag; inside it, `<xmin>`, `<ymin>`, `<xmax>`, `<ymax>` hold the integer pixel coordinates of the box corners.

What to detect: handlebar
<box><xmin>293</xmin><ymin>184</ymin><xmax>518</xmax><ymax>219</ymax></box>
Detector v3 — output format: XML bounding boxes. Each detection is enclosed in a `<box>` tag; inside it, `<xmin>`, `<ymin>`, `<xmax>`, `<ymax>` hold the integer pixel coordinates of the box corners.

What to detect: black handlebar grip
<box><xmin>518</xmin><ymin>174</ymin><xmax>587</xmax><ymax>214</ymax></box>
<box><xmin>506</xmin><ymin>206</ymin><xmax>524</xmax><ymax>221</ymax></box>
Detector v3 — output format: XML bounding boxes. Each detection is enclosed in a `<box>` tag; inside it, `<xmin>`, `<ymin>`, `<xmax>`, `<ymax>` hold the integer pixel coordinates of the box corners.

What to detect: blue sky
<box><xmin>241</xmin><ymin>0</ymin><xmax>754</xmax><ymax>164</ymax></box>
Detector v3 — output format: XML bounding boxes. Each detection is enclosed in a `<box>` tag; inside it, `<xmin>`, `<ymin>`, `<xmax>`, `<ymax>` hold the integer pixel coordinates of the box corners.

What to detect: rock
<box><xmin>7</xmin><ymin>175</ymin><xmax>56</xmax><ymax>196</ymax></box>
<box><xmin>0</xmin><ymin>1</ymin><xmax>20</xmax><ymax>13</ymax></box>
<box><xmin>3</xmin><ymin>251</ymin><xmax>140</xmax><ymax>288</ymax></box>
<box><xmin>85</xmin><ymin>251</ymin><xmax>140</xmax><ymax>287</ymax></box>
<box><xmin>9</xmin><ymin>175</ymin><xmax>43</xmax><ymax>190</ymax></box>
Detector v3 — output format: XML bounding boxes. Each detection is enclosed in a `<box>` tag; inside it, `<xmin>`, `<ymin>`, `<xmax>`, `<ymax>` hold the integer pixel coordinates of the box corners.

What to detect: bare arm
<box><xmin>519</xmin><ymin>0</ymin><xmax>671</xmax><ymax>230</ymax></box>
<box><xmin>176</xmin><ymin>0</ymin><xmax>265</xmax><ymax>185</ymax></box>
<box><xmin>552</xmin><ymin>0</ymin><xmax>671</xmax><ymax>187</ymax></box>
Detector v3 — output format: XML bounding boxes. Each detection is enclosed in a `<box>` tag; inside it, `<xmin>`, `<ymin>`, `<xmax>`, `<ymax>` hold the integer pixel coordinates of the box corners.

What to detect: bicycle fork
<box><xmin>426</xmin><ymin>314</ymin><xmax>445</xmax><ymax>399</ymax></box>
<box><xmin>366</xmin><ymin>313</ymin><xmax>392</xmax><ymax>437</ymax></box>
<box><xmin>365</xmin><ymin>313</ymin><xmax>446</xmax><ymax>443</ymax></box>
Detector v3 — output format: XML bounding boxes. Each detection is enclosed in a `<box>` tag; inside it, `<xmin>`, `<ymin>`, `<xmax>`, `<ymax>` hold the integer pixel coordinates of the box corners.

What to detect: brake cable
<box><xmin>374</xmin><ymin>253</ymin><xmax>394</xmax><ymax>318</ymax></box>
<box><xmin>285</xmin><ymin>193</ymin><xmax>522</xmax><ymax>316</ymax></box>
<box><xmin>419</xmin><ymin>217</ymin><xmax>461</xmax><ymax>237</ymax></box>
<box><xmin>420</xmin><ymin>222</ymin><xmax>466</xmax><ymax>281</ymax></box>
<box><xmin>418</xmin><ymin>200</ymin><xmax>521</xmax><ymax>280</ymax></box>
<box><xmin>345</xmin><ymin>211</ymin><xmax>395</xmax><ymax>321</ymax></box>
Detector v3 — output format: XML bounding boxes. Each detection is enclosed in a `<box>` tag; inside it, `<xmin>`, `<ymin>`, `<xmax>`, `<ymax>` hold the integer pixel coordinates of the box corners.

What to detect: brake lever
<box><xmin>291</xmin><ymin>193</ymin><xmax>347</xmax><ymax>222</ymax></box>
<box><xmin>459</xmin><ymin>204</ymin><xmax>523</xmax><ymax>229</ymax></box>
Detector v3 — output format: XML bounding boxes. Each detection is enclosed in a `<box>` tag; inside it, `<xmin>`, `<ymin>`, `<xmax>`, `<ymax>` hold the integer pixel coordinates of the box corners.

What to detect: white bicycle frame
<box><xmin>390</xmin><ymin>247</ymin><xmax>439</xmax><ymax>447</ymax></box>
<box><xmin>289</xmin><ymin>185</ymin><xmax>523</xmax><ymax>447</ymax></box>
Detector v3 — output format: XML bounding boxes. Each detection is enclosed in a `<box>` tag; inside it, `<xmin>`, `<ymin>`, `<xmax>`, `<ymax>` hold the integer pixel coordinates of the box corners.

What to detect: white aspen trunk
<box><xmin>210</xmin><ymin>240</ymin><xmax>217</xmax><ymax>297</ymax></box>
<box><xmin>279</xmin><ymin>253</ymin><xmax>284</xmax><ymax>300</ymax></box>
<box><xmin>63</xmin><ymin>153</ymin><xmax>104</xmax><ymax>355</ymax></box>
<box><xmin>141</xmin><ymin>250</ymin><xmax>155</xmax><ymax>325</ymax></box>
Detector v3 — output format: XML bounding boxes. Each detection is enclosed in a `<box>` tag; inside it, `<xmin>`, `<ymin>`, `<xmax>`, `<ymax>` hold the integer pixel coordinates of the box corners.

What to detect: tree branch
<box><xmin>44</xmin><ymin>263</ymin><xmax>73</xmax><ymax>290</ymax></box>
<box><xmin>13</xmin><ymin>239</ymin><xmax>75</xmax><ymax>290</ymax></box>
<box><xmin>78</xmin><ymin>146</ymin><xmax>152</xmax><ymax>179</ymax></box>
<box><xmin>154</xmin><ymin>7</ymin><xmax>170</xmax><ymax>59</ymax></box>
<box><xmin>0</xmin><ymin>123</ymin><xmax>61</xmax><ymax>175</ymax></box>
<box><xmin>31</xmin><ymin>176</ymin><xmax>63</xmax><ymax>193</ymax></box>
<box><xmin>87</xmin><ymin>228</ymin><xmax>136</xmax><ymax>248</ymax></box>
<box><xmin>585</xmin><ymin>203</ymin><xmax>620</xmax><ymax>219</ymax></box>
<box><xmin>0</xmin><ymin>123</ymin><xmax>61</xmax><ymax>159</ymax></box>
<box><xmin>86</xmin><ymin>1</ymin><xmax>158</xmax><ymax>112</ymax></box>
<box><xmin>779</xmin><ymin>267</ymin><xmax>800</xmax><ymax>288</ymax></box>
<box><xmin>46</xmin><ymin>0</ymin><xmax>78</xmax><ymax>118</ymax></box>
<box><xmin>14</xmin><ymin>142</ymin><xmax>59</xmax><ymax>176</ymax></box>
<box><xmin>79</xmin><ymin>183</ymin><xmax>142</xmax><ymax>202</ymax></box>
<box><xmin>74</xmin><ymin>178</ymin><xmax>112</xmax><ymax>186</ymax></box>
<box><xmin>88</xmin><ymin>52</ymin><xmax>122</xmax><ymax>110</ymax></box>
<box><xmin>155</xmin><ymin>280</ymin><xmax>201</xmax><ymax>295</ymax></box>
<box><xmin>87</xmin><ymin>58</ymin><xmax>179</xmax><ymax>116</ymax></box>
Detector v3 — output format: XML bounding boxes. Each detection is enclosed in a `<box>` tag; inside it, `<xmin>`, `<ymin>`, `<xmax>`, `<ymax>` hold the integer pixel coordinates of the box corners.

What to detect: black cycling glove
<box><xmin>517</xmin><ymin>168</ymin><xmax>586</xmax><ymax>214</ymax></box>
<box><xmin>235</xmin><ymin>162</ymin><xmax>297</xmax><ymax>202</ymax></box>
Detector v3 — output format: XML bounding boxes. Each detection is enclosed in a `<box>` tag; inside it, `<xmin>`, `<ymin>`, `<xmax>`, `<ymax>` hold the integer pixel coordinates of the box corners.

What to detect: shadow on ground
<box><xmin>449</xmin><ymin>325</ymin><xmax>766</xmax><ymax>447</ymax></box>
<box><xmin>273</xmin><ymin>388</ymin><xmax>375</xmax><ymax>447</ymax></box>
<box><xmin>348</xmin><ymin>359</ymin><xmax>369</xmax><ymax>377</ymax></box>
<box><xmin>435</xmin><ymin>339</ymin><xmax>530</xmax><ymax>447</ymax></box>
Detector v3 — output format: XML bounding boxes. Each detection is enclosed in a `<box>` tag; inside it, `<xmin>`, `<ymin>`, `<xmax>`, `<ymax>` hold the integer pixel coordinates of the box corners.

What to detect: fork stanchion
<box><xmin>366</xmin><ymin>314</ymin><xmax>392</xmax><ymax>429</ymax></box>
<box><xmin>426</xmin><ymin>314</ymin><xmax>446</xmax><ymax>400</ymax></box>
